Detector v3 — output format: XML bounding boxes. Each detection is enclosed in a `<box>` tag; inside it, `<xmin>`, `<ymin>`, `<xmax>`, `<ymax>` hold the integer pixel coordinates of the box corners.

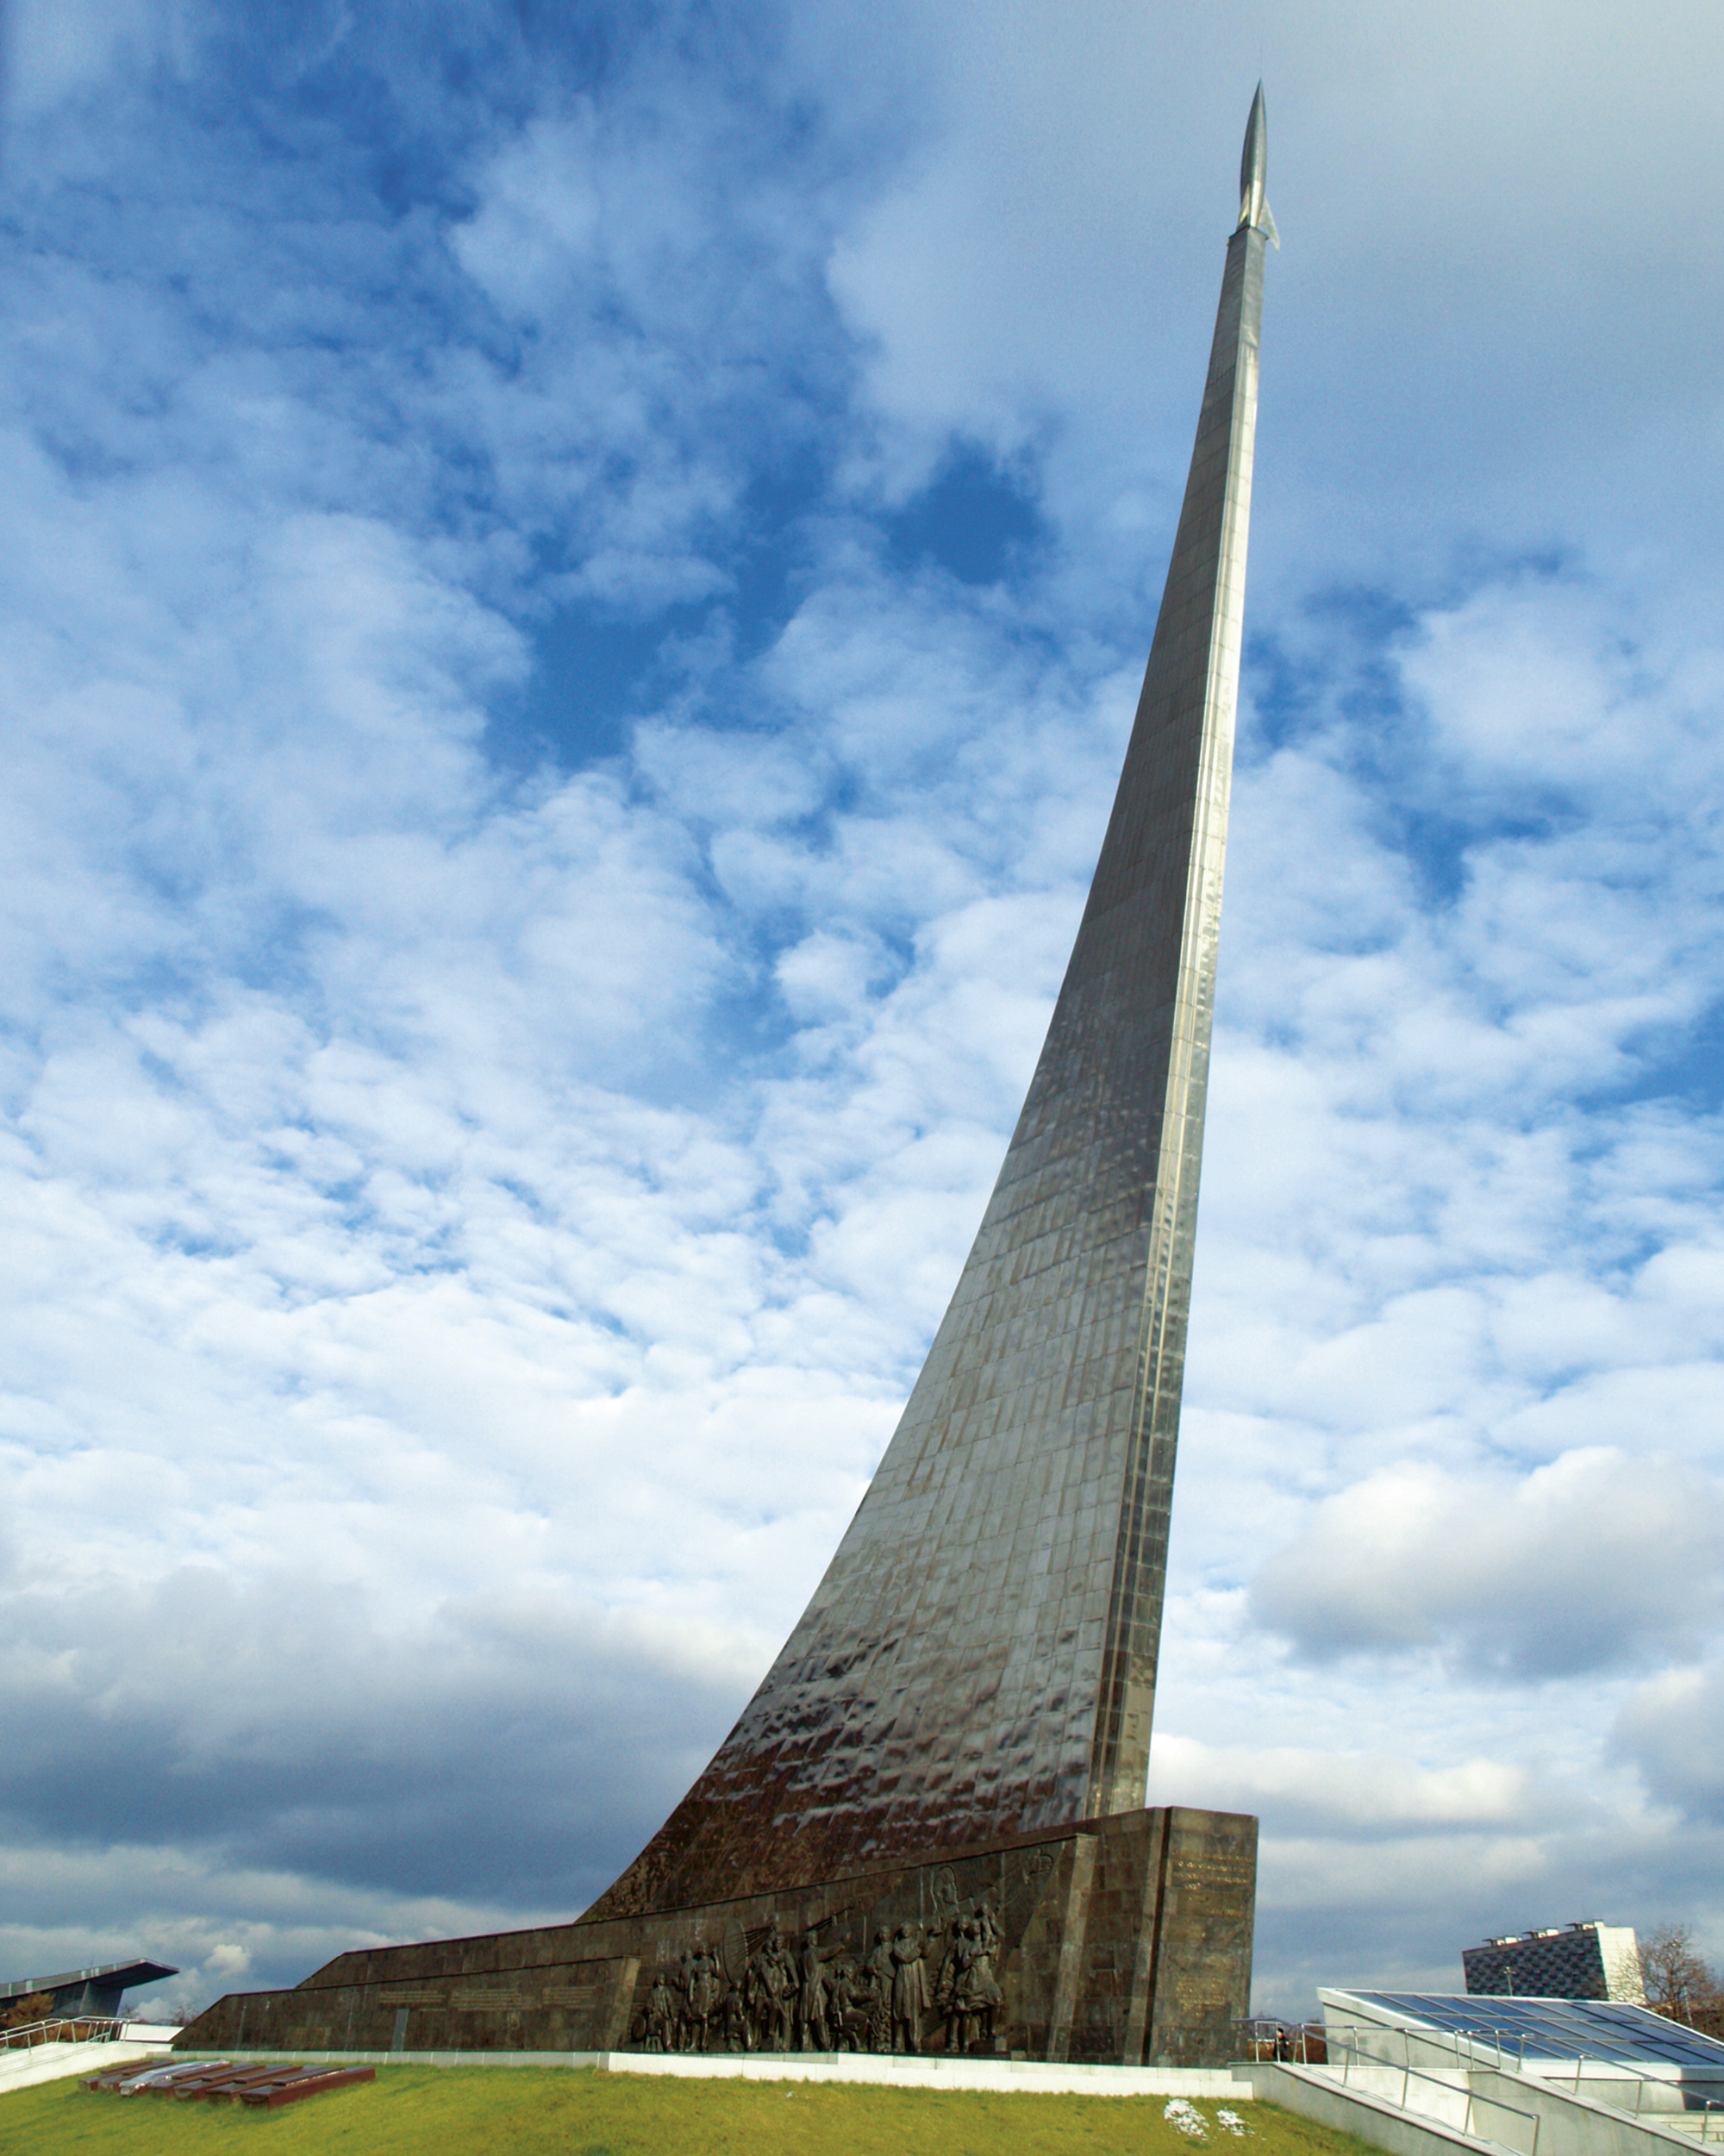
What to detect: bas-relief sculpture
<box><xmin>175</xmin><ymin>94</ymin><xmax>1275</xmax><ymax>2072</ymax></box>
<box><xmin>634</xmin><ymin>1902</ymin><xmax>997</xmax><ymax>2056</ymax></box>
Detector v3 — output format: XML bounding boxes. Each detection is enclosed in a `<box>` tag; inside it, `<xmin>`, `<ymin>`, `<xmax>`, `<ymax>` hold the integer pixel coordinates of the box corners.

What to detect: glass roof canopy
<box><xmin>1324</xmin><ymin>1991</ymin><xmax>1724</xmax><ymax>2071</ymax></box>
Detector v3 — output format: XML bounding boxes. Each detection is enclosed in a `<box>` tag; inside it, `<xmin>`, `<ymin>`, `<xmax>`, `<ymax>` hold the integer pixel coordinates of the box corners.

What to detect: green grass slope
<box><xmin>1</xmin><ymin>2065</ymin><xmax>1384</xmax><ymax>2156</ymax></box>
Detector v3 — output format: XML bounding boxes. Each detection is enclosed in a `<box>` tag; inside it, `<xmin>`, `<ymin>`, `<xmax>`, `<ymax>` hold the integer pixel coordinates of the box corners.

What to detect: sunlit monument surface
<box><xmin>181</xmin><ymin>91</ymin><xmax>1277</xmax><ymax>2071</ymax></box>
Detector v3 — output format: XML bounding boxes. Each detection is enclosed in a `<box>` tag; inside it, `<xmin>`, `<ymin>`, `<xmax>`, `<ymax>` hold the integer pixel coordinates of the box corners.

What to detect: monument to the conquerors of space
<box><xmin>181</xmin><ymin>88</ymin><xmax>1277</xmax><ymax>2070</ymax></box>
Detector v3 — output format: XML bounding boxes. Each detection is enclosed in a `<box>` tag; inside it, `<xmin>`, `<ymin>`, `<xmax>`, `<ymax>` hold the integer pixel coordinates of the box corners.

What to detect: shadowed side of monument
<box><xmin>177</xmin><ymin>90</ymin><xmax>1277</xmax><ymax>2072</ymax></box>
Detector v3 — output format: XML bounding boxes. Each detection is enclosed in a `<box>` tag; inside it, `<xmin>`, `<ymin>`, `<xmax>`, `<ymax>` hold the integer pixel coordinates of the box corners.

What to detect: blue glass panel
<box><xmin>1341</xmin><ymin>1992</ymin><xmax>1724</xmax><ymax>2070</ymax></box>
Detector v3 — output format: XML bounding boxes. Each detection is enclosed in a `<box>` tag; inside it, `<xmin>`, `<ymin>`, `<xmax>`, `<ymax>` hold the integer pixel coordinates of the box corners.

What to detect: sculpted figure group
<box><xmin>634</xmin><ymin>1899</ymin><xmax>1003</xmax><ymax>2056</ymax></box>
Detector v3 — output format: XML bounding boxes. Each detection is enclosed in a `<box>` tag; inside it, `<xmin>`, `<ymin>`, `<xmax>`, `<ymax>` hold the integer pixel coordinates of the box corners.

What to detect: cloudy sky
<box><xmin>3</xmin><ymin>0</ymin><xmax>1723</xmax><ymax>2024</ymax></box>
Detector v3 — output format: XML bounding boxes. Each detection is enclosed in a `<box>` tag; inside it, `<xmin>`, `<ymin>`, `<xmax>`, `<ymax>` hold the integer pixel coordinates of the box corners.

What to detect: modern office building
<box><xmin>1464</xmin><ymin>1922</ymin><xmax>1645</xmax><ymax>2003</ymax></box>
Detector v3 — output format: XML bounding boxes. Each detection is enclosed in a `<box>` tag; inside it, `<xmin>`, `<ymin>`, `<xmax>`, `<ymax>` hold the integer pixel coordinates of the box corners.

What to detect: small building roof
<box><xmin>0</xmin><ymin>1959</ymin><xmax>178</xmax><ymax>2001</ymax></box>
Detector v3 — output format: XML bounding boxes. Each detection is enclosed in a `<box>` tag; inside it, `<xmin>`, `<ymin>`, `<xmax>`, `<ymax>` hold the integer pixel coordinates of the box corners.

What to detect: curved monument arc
<box><xmin>587</xmin><ymin>93</ymin><xmax>1275</xmax><ymax>1926</ymax></box>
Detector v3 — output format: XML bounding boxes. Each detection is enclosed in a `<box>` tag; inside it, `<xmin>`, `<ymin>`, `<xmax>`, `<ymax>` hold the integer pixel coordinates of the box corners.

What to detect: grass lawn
<box><xmin>1</xmin><ymin>2065</ymin><xmax>1383</xmax><ymax>2156</ymax></box>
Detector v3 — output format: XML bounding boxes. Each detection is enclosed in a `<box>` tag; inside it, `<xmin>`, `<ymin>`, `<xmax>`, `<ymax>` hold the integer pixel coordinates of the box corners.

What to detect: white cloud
<box><xmin>452</xmin><ymin>114</ymin><xmax>605</xmax><ymax>315</ymax></box>
<box><xmin>1616</xmin><ymin>1663</ymin><xmax>1724</xmax><ymax>1827</ymax></box>
<box><xmin>1151</xmin><ymin>1737</ymin><xmax>1546</xmax><ymax>1835</ymax></box>
<box><xmin>1250</xmin><ymin>1450</ymin><xmax>1724</xmax><ymax>1675</ymax></box>
<box><xmin>3</xmin><ymin>0</ymin><xmax>191</xmax><ymax>116</ymax></box>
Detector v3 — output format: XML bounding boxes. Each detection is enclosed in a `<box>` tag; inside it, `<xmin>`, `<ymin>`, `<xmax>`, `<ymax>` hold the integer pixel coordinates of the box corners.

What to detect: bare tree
<box><xmin>0</xmin><ymin>1990</ymin><xmax>56</xmax><ymax>2033</ymax></box>
<box><xmin>1640</xmin><ymin>1924</ymin><xmax>1722</xmax><ymax>2034</ymax></box>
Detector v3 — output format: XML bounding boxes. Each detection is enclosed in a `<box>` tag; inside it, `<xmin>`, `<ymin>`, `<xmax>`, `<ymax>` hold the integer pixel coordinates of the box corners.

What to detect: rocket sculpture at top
<box><xmin>590</xmin><ymin>90</ymin><xmax>1276</xmax><ymax>1923</ymax></box>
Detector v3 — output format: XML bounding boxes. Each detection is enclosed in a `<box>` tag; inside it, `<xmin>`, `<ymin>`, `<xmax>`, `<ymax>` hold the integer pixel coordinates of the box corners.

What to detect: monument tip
<box><xmin>1237</xmin><ymin>82</ymin><xmax>1279</xmax><ymax>248</ymax></box>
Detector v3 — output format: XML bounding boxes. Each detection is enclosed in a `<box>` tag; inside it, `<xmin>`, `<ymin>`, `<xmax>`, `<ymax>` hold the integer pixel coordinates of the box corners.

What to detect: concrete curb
<box><xmin>166</xmin><ymin>2046</ymin><xmax>1252</xmax><ymax>2097</ymax></box>
<box><xmin>0</xmin><ymin>2040</ymin><xmax>159</xmax><ymax>2097</ymax></box>
<box><xmin>606</xmin><ymin>2052</ymin><xmax>1246</xmax><ymax>2096</ymax></box>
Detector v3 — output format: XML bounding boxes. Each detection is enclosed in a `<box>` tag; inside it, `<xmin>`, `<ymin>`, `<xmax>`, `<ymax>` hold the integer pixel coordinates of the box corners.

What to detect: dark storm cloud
<box><xmin>0</xmin><ymin>1565</ymin><xmax>734</xmax><ymax>1912</ymax></box>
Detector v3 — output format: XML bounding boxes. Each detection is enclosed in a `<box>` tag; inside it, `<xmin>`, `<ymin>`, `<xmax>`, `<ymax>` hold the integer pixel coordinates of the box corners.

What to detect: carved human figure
<box><xmin>669</xmin><ymin>1950</ymin><xmax>693</xmax><ymax>2052</ymax></box>
<box><xmin>828</xmin><ymin>1957</ymin><xmax>868</xmax><ymax>2052</ymax></box>
<box><xmin>721</xmin><ymin>1979</ymin><xmax>749</xmax><ymax>2053</ymax></box>
<box><xmin>775</xmin><ymin>1934</ymin><xmax>801</xmax><ymax>2049</ymax></box>
<box><xmin>934</xmin><ymin>1918</ymin><xmax>967</xmax><ymax>2045</ymax></box>
<box><xmin>743</xmin><ymin>1920</ymin><xmax>782</xmax><ymax>2050</ymax></box>
<box><xmin>958</xmin><ymin>1920</ymin><xmax>1001</xmax><ymax>2053</ymax></box>
<box><xmin>673</xmin><ymin>1946</ymin><xmax>690</xmax><ymax>2052</ymax></box>
<box><xmin>938</xmin><ymin>1917</ymin><xmax>978</xmax><ymax>2052</ymax></box>
<box><xmin>796</xmin><ymin>1927</ymin><xmax>844</xmax><ymax>2051</ymax></box>
<box><xmin>890</xmin><ymin>1922</ymin><xmax>929</xmax><ymax>2053</ymax></box>
<box><xmin>687</xmin><ymin>1944</ymin><xmax>722</xmax><ymax>2053</ymax></box>
<box><xmin>675</xmin><ymin>1947</ymin><xmax>696</xmax><ymax>2052</ymax></box>
<box><xmin>864</xmin><ymin>1928</ymin><xmax>895</xmax><ymax>2053</ymax></box>
<box><xmin>743</xmin><ymin>1928</ymin><xmax>773</xmax><ymax>2050</ymax></box>
<box><xmin>746</xmin><ymin>1922</ymin><xmax>796</xmax><ymax>2051</ymax></box>
<box><xmin>643</xmin><ymin>1970</ymin><xmax>675</xmax><ymax>2054</ymax></box>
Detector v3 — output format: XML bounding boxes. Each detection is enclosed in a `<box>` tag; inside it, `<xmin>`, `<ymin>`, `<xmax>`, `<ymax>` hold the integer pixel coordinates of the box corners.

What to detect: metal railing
<box><xmin>1233</xmin><ymin>2019</ymin><xmax>1328</xmax><ymax>2065</ymax></box>
<box><xmin>1549</xmin><ymin>2059</ymin><xmax>1724</xmax><ymax>2142</ymax></box>
<box><xmin>1324</xmin><ymin>2031</ymin><xmax>1541</xmax><ymax>2155</ymax></box>
<box><xmin>1325</xmin><ymin>2019</ymin><xmax>1528</xmax><ymax>2075</ymax></box>
<box><xmin>0</xmin><ymin>2015</ymin><xmax>128</xmax><ymax>2050</ymax></box>
<box><xmin>1289</xmin><ymin>2018</ymin><xmax>1724</xmax><ymax>2145</ymax></box>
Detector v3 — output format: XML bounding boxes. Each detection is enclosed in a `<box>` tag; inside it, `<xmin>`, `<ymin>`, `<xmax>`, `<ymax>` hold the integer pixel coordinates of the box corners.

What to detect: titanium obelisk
<box><xmin>177</xmin><ymin>91</ymin><xmax>1274</xmax><ymax>2072</ymax></box>
<box><xmin>589</xmin><ymin>88</ymin><xmax>1277</xmax><ymax>1922</ymax></box>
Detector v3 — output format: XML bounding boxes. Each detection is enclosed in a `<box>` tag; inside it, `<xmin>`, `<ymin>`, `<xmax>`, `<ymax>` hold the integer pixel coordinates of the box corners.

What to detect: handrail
<box><xmin>1232</xmin><ymin>2019</ymin><xmax>1329</xmax><ymax>2065</ymax></box>
<box><xmin>1324</xmin><ymin>2031</ymin><xmax>1540</xmax><ymax>2156</ymax></box>
<box><xmin>0</xmin><ymin>2015</ymin><xmax>128</xmax><ymax>2050</ymax></box>
<box><xmin>1329</xmin><ymin>2021</ymin><xmax>1523</xmax><ymax>2077</ymax></box>
<box><xmin>1233</xmin><ymin>2009</ymin><xmax>1724</xmax><ymax>2147</ymax></box>
<box><xmin>1316</xmin><ymin>2021</ymin><xmax>1724</xmax><ymax>2145</ymax></box>
<box><xmin>1490</xmin><ymin>2059</ymin><xmax>1724</xmax><ymax>2145</ymax></box>
<box><xmin>1558</xmin><ymin>2059</ymin><xmax>1724</xmax><ymax>2143</ymax></box>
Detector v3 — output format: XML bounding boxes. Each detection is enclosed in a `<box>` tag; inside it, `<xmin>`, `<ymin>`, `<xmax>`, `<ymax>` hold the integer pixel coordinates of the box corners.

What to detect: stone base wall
<box><xmin>174</xmin><ymin>1806</ymin><xmax>1255</xmax><ymax>2070</ymax></box>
